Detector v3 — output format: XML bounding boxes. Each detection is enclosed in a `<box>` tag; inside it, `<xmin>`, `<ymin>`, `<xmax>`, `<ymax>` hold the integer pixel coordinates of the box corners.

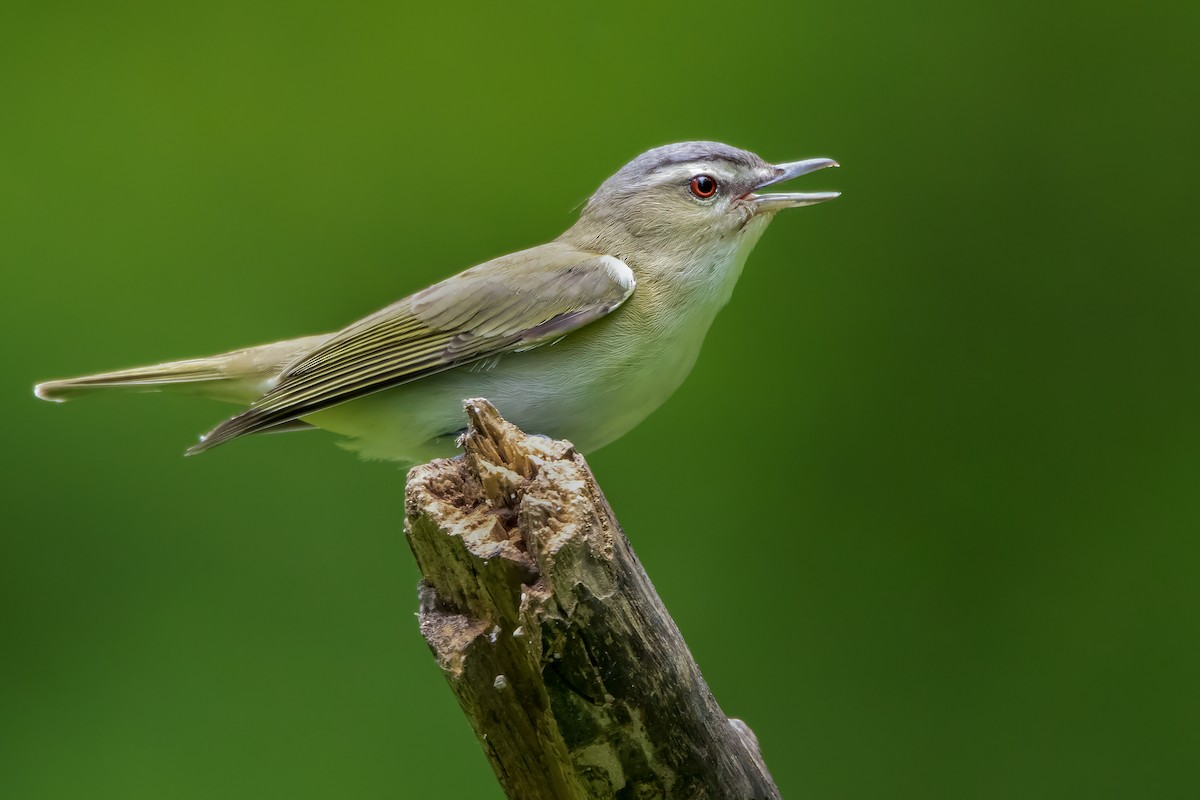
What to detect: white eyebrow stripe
<box><xmin>634</xmin><ymin>163</ymin><xmax>736</xmax><ymax>192</ymax></box>
<box><xmin>656</xmin><ymin>163</ymin><xmax>722</xmax><ymax>180</ymax></box>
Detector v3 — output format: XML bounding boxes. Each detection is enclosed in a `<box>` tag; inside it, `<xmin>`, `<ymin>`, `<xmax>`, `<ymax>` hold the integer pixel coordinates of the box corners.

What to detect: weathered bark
<box><xmin>404</xmin><ymin>399</ymin><xmax>780</xmax><ymax>800</ymax></box>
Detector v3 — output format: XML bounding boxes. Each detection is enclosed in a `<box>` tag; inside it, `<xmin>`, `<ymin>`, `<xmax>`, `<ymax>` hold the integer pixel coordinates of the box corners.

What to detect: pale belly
<box><xmin>305</xmin><ymin>308</ymin><xmax>709</xmax><ymax>462</ymax></box>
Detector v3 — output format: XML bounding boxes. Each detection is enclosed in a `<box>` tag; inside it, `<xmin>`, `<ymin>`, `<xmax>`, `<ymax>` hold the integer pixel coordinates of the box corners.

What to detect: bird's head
<box><xmin>564</xmin><ymin>141</ymin><xmax>839</xmax><ymax>265</ymax></box>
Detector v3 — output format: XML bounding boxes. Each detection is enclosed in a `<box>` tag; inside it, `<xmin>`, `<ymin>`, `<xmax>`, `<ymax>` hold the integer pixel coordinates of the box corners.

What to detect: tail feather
<box><xmin>34</xmin><ymin>334</ymin><xmax>333</xmax><ymax>406</ymax></box>
<box><xmin>35</xmin><ymin>359</ymin><xmax>234</xmax><ymax>402</ymax></box>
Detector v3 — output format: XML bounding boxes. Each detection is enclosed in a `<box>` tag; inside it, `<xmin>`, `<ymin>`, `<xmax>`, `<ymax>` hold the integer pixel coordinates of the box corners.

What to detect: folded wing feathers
<box><xmin>187</xmin><ymin>250</ymin><xmax>635</xmax><ymax>455</ymax></box>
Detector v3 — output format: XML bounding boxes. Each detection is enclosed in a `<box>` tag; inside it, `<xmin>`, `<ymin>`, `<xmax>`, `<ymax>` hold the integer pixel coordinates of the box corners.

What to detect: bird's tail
<box><xmin>34</xmin><ymin>334</ymin><xmax>332</xmax><ymax>405</ymax></box>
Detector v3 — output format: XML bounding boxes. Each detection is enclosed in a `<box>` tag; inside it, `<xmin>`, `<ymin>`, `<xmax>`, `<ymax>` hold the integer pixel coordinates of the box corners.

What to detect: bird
<box><xmin>34</xmin><ymin>141</ymin><xmax>839</xmax><ymax>463</ymax></box>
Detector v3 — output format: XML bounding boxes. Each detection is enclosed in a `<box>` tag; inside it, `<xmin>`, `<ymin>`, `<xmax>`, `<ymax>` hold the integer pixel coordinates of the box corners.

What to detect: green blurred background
<box><xmin>3</xmin><ymin>1</ymin><xmax>1198</xmax><ymax>797</ymax></box>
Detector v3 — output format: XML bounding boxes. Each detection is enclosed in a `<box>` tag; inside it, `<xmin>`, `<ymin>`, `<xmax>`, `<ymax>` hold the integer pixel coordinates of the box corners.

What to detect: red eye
<box><xmin>689</xmin><ymin>175</ymin><xmax>718</xmax><ymax>199</ymax></box>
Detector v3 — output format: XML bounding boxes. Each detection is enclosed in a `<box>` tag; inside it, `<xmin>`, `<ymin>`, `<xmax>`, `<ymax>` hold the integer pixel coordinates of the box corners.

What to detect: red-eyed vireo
<box><xmin>35</xmin><ymin>142</ymin><xmax>839</xmax><ymax>462</ymax></box>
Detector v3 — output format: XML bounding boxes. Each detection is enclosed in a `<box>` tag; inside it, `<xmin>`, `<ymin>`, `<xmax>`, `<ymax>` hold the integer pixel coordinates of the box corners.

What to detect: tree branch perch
<box><xmin>404</xmin><ymin>399</ymin><xmax>780</xmax><ymax>799</ymax></box>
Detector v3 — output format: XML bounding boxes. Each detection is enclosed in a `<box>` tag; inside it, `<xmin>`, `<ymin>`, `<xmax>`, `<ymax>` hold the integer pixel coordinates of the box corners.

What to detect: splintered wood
<box><xmin>404</xmin><ymin>399</ymin><xmax>780</xmax><ymax>800</ymax></box>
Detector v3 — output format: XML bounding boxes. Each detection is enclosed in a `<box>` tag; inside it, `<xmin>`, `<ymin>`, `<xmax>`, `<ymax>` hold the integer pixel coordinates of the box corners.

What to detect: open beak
<box><xmin>751</xmin><ymin>157</ymin><xmax>840</xmax><ymax>211</ymax></box>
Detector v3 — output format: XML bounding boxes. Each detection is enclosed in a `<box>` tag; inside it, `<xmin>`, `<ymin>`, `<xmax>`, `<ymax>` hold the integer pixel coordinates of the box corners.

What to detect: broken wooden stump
<box><xmin>404</xmin><ymin>399</ymin><xmax>780</xmax><ymax>800</ymax></box>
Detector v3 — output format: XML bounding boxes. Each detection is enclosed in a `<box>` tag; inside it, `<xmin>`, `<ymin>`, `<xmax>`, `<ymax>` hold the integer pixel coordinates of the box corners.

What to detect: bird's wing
<box><xmin>188</xmin><ymin>242</ymin><xmax>635</xmax><ymax>453</ymax></box>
